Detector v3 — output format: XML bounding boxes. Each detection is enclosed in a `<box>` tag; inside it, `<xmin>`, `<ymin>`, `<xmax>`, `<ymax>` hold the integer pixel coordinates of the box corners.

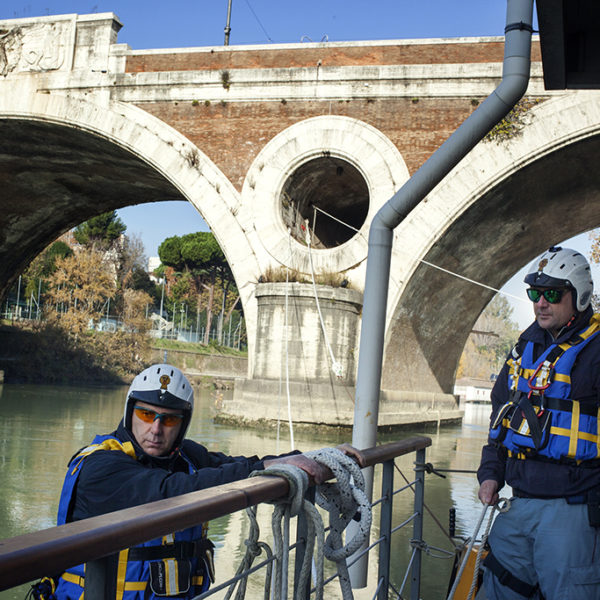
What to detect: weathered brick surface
<box><xmin>126</xmin><ymin>40</ymin><xmax>541</xmax><ymax>72</ymax></box>
<box><xmin>138</xmin><ymin>97</ymin><xmax>479</xmax><ymax>191</ymax></box>
<box><xmin>129</xmin><ymin>39</ymin><xmax>542</xmax><ymax>190</ymax></box>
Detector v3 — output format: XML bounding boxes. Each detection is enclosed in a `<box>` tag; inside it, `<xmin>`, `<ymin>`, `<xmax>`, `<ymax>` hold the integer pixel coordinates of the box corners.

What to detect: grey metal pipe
<box><xmin>349</xmin><ymin>0</ymin><xmax>534</xmax><ymax>588</ymax></box>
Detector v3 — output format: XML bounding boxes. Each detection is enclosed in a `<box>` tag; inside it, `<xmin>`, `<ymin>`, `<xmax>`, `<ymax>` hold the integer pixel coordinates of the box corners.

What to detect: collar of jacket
<box><xmin>521</xmin><ymin>306</ymin><xmax>594</xmax><ymax>346</ymax></box>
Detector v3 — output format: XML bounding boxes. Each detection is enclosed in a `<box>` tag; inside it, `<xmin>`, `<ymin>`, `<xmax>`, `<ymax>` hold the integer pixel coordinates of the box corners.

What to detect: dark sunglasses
<box><xmin>133</xmin><ymin>405</ymin><xmax>184</xmax><ymax>427</ymax></box>
<box><xmin>526</xmin><ymin>288</ymin><xmax>568</xmax><ymax>304</ymax></box>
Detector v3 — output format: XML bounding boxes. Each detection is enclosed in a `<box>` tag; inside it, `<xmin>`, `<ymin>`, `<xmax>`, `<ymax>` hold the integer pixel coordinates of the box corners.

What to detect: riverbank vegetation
<box><xmin>1</xmin><ymin>212</ymin><xmax>245</xmax><ymax>384</ymax></box>
<box><xmin>152</xmin><ymin>337</ymin><xmax>246</xmax><ymax>357</ymax></box>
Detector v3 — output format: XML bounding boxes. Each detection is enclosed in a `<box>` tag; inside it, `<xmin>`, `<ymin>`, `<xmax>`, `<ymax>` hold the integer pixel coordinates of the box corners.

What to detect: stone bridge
<box><xmin>1</xmin><ymin>12</ymin><xmax>600</xmax><ymax>417</ymax></box>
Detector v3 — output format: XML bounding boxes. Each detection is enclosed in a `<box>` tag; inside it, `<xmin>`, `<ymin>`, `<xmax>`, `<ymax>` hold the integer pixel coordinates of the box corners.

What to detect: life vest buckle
<box><xmin>527</xmin><ymin>360</ymin><xmax>554</xmax><ymax>396</ymax></box>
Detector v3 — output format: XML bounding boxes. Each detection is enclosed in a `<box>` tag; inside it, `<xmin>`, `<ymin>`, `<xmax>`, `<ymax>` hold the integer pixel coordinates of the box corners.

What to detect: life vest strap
<box><xmin>128</xmin><ymin>538</ymin><xmax>214</xmax><ymax>561</ymax></box>
<box><xmin>483</xmin><ymin>550</ymin><xmax>539</xmax><ymax>598</ymax></box>
<box><xmin>541</xmin><ymin>396</ymin><xmax>599</xmax><ymax>417</ymax></box>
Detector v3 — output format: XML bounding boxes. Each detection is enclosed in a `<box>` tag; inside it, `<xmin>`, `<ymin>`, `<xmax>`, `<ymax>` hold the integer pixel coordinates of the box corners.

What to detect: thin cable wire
<box><xmin>284</xmin><ymin>260</ymin><xmax>294</xmax><ymax>450</ymax></box>
<box><xmin>306</xmin><ymin>215</ymin><xmax>343</xmax><ymax>378</ymax></box>
<box><xmin>420</xmin><ymin>260</ymin><xmax>529</xmax><ymax>303</ymax></box>
<box><xmin>313</xmin><ymin>205</ymin><xmax>362</xmax><ymax>234</ymax></box>
<box><xmin>309</xmin><ymin>204</ymin><xmax>529</xmax><ymax>305</ymax></box>
<box><xmin>285</xmin><ymin>230</ymin><xmax>295</xmax><ymax>450</ymax></box>
<box><xmin>244</xmin><ymin>0</ymin><xmax>273</xmax><ymax>42</ymax></box>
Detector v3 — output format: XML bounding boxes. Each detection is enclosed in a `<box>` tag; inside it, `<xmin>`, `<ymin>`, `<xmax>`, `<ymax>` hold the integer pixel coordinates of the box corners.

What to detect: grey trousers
<box><xmin>483</xmin><ymin>497</ymin><xmax>600</xmax><ymax>600</ymax></box>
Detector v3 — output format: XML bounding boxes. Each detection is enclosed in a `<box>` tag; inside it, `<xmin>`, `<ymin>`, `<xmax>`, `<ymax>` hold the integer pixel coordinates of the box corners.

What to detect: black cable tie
<box><xmin>505</xmin><ymin>21</ymin><xmax>534</xmax><ymax>34</ymax></box>
<box><xmin>415</xmin><ymin>462</ymin><xmax>447</xmax><ymax>479</ymax></box>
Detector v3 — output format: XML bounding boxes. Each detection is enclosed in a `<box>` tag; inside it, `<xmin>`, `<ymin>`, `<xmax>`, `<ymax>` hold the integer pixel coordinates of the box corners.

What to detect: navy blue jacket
<box><xmin>477</xmin><ymin>307</ymin><xmax>600</xmax><ymax>498</ymax></box>
<box><xmin>68</xmin><ymin>421</ymin><xmax>293</xmax><ymax>522</ymax></box>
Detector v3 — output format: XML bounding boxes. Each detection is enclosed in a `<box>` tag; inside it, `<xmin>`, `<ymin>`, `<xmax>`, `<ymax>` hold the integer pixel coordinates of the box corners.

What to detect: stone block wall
<box><xmin>252</xmin><ymin>282</ymin><xmax>362</xmax><ymax>384</ymax></box>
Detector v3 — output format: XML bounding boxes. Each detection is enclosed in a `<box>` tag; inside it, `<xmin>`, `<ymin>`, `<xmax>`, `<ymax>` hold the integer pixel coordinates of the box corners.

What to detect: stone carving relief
<box><xmin>0</xmin><ymin>27</ymin><xmax>22</xmax><ymax>76</ymax></box>
<box><xmin>0</xmin><ymin>21</ymin><xmax>72</xmax><ymax>76</ymax></box>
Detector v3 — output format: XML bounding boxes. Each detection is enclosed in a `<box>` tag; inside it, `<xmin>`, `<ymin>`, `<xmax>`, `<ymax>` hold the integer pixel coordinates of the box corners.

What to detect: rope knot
<box><xmin>250</xmin><ymin>463</ymin><xmax>309</xmax><ymax>517</ymax></box>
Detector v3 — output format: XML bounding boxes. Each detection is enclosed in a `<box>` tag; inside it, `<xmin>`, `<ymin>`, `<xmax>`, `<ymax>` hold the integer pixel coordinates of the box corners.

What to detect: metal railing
<box><xmin>0</xmin><ymin>436</ymin><xmax>433</xmax><ymax>600</ymax></box>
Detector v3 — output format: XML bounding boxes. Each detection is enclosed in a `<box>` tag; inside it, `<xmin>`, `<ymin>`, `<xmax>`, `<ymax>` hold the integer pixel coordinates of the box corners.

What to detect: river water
<box><xmin>0</xmin><ymin>383</ymin><xmax>492</xmax><ymax>600</ymax></box>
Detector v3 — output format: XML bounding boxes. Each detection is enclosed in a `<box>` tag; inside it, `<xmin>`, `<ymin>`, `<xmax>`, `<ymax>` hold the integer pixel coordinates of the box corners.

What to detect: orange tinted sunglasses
<box><xmin>133</xmin><ymin>406</ymin><xmax>184</xmax><ymax>427</ymax></box>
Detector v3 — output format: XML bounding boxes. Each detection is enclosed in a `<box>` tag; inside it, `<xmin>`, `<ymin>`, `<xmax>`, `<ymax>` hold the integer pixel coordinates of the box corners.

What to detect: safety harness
<box><xmin>490</xmin><ymin>315</ymin><xmax>600</xmax><ymax>462</ymax></box>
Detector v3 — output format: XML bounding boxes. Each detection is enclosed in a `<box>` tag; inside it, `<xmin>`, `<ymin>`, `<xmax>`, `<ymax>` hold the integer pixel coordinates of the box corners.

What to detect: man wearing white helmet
<box><xmin>52</xmin><ymin>363</ymin><xmax>355</xmax><ymax>600</ymax></box>
<box><xmin>477</xmin><ymin>247</ymin><xmax>600</xmax><ymax>600</ymax></box>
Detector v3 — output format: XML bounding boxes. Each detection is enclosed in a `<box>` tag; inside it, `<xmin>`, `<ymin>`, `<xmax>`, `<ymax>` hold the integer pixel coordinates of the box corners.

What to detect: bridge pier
<box><xmin>217</xmin><ymin>282</ymin><xmax>461</xmax><ymax>430</ymax></box>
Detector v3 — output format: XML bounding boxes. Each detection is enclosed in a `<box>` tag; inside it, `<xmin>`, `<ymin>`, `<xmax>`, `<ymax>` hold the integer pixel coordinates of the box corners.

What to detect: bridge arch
<box><xmin>382</xmin><ymin>91</ymin><xmax>600</xmax><ymax>396</ymax></box>
<box><xmin>0</xmin><ymin>85</ymin><xmax>268</xmax><ymax>363</ymax></box>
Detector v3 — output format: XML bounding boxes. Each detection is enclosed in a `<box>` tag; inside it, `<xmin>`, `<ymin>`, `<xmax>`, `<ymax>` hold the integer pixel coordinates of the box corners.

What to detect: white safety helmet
<box><xmin>524</xmin><ymin>246</ymin><xmax>593</xmax><ymax>312</ymax></box>
<box><xmin>124</xmin><ymin>364</ymin><xmax>194</xmax><ymax>450</ymax></box>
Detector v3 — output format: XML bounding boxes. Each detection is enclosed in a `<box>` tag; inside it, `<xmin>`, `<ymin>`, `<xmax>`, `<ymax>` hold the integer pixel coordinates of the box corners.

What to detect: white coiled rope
<box><xmin>242</xmin><ymin>447</ymin><xmax>371</xmax><ymax>600</ymax></box>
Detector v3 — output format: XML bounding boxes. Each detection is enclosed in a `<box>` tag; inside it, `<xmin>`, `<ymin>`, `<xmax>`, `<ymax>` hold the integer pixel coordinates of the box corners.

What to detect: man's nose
<box><xmin>150</xmin><ymin>417</ymin><xmax>163</xmax><ymax>433</ymax></box>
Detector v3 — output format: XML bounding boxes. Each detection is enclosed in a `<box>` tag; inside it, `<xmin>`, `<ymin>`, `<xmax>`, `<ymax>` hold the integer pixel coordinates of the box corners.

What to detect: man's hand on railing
<box><xmin>335</xmin><ymin>443</ymin><xmax>367</xmax><ymax>468</ymax></box>
<box><xmin>262</xmin><ymin>454</ymin><xmax>332</xmax><ymax>484</ymax></box>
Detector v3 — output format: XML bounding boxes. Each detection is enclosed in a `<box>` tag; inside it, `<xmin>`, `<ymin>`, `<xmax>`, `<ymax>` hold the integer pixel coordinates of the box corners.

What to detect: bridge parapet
<box><xmin>0</xmin><ymin>12</ymin><xmax>121</xmax><ymax>76</ymax></box>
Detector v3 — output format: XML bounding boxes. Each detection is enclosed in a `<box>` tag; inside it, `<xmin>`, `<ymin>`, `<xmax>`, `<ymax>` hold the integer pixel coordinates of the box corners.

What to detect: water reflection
<box><xmin>0</xmin><ymin>385</ymin><xmax>492</xmax><ymax>600</ymax></box>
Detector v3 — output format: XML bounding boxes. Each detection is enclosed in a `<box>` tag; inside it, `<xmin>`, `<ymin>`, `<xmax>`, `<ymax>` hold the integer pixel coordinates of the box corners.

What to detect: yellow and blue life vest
<box><xmin>55</xmin><ymin>434</ymin><xmax>212</xmax><ymax>600</ymax></box>
<box><xmin>489</xmin><ymin>316</ymin><xmax>600</xmax><ymax>462</ymax></box>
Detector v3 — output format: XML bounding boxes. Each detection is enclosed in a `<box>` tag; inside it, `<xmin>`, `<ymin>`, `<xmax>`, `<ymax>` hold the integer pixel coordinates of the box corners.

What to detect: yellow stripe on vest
<box><xmin>71</xmin><ymin>440</ymin><xmax>136</xmax><ymax>475</ymax></box>
<box><xmin>550</xmin><ymin>426</ymin><xmax>599</xmax><ymax>444</ymax></box>
<box><xmin>597</xmin><ymin>408</ymin><xmax>600</xmax><ymax>459</ymax></box>
<box><xmin>61</xmin><ymin>572</ymin><xmax>84</xmax><ymax>587</ymax></box>
<box><xmin>115</xmin><ymin>548</ymin><xmax>130</xmax><ymax>600</ymax></box>
<box><xmin>568</xmin><ymin>401</ymin><xmax>581</xmax><ymax>458</ymax></box>
<box><xmin>124</xmin><ymin>581</ymin><xmax>147</xmax><ymax>591</ymax></box>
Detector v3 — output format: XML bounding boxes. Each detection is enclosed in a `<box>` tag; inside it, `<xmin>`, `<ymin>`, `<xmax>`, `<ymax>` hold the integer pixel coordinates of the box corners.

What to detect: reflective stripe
<box><xmin>597</xmin><ymin>407</ymin><xmax>600</xmax><ymax>459</ymax></box>
<box><xmin>192</xmin><ymin>575</ymin><xmax>204</xmax><ymax>586</ymax></box>
<box><xmin>165</xmin><ymin>558</ymin><xmax>179</xmax><ymax>596</ymax></box>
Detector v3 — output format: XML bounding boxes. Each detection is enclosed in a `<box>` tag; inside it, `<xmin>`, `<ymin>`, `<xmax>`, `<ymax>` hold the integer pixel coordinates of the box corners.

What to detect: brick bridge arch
<box><xmin>0</xmin><ymin>87</ymin><xmax>263</xmax><ymax>355</ymax></box>
<box><xmin>381</xmin><ymin>91</ymin><xmax>600</xmax><ymax>397</ymax></box>
<box><xmin>0</xmin><ymin>88</ymin><xmax>410</xmax><ymax>374</ymax></box>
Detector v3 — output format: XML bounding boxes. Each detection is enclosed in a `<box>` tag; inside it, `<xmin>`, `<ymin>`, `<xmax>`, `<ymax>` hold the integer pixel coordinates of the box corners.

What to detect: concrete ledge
<box><xmin>151</xmin><ymin>348</ymin><xmax>248</xmax><ymax>379</ymax></box>
<box><xmin>216</xmin><ymin>377</ymin><xmax>463</xmax><ymax>431</ymax></box>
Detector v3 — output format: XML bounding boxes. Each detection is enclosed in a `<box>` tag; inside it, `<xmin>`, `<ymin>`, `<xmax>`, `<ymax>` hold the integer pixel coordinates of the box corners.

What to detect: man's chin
<box><xmin>143</xmin><ymin>442</ymin><xmax>166</xmax><ymax>456</ymax></box>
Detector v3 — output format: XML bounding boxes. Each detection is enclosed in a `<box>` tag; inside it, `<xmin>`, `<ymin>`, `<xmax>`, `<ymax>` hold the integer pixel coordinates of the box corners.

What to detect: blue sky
<box><xmin>2</xmin><ymin>2</ymin><xmax>513</xmax><ymax>48</ymax></box>
<box><xmin>6</xmin><ymin>1</ymin><xmax>594</xmax><ymax>327</ymax></box>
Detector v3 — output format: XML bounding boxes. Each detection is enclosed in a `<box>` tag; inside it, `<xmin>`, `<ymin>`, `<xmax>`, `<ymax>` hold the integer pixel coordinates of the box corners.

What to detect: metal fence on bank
<box><xmin>0</xmin><ymin>302</ymin><xmax>246</xmax><ymax>351</ymax></box>
<box><xmin>0</xmin><ymin>437</ymin><xmax>440</xmax><ymax>600</ymax></box>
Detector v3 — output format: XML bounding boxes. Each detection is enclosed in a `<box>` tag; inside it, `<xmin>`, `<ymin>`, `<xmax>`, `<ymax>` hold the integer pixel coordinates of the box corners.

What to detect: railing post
<box><xmin>85</xmin><ymin>553</ymin><xmax>118</xmax><ymax>600</ymax></box>
<box><xmin>411</xmin><ymin>448</ymin><xmax>426</xmax><ymax>600</ymax></box>
<box><xmin>377</xmin><ymin>459</ymin><xmax>394</xmax><ymax>600</ymax></box>
<box><xmin>293</xmin><ymin>487</ymin><xmax>315</xmax><ymax>600</ymax></box>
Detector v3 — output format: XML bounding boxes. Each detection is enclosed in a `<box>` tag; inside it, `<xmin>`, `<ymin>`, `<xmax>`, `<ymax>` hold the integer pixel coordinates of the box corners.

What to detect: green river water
<box><xmin>0</xmin><ymin>383</ymin><xmax>491</xmax><ymax>599</ymax></box>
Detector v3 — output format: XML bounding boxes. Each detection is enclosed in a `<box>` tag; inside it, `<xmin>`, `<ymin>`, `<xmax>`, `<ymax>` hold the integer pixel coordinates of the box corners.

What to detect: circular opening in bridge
<box><xmin>280</xmin><ymin>156</ymin><xmax>369</xmax><ymax>248</ymax></box>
